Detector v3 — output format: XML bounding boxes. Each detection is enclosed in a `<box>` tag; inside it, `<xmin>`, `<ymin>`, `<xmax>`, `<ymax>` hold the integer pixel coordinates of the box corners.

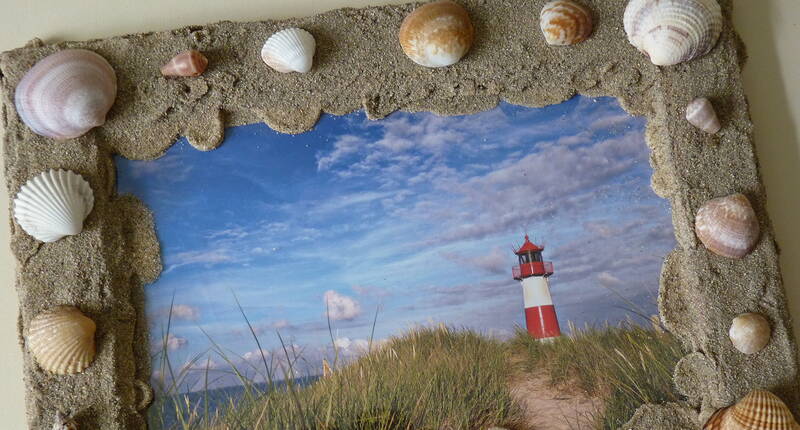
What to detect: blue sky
<box><xmin>117</xmin><ymin>96</ymin><xmax>676</xmax><ymax>388</ymax></box>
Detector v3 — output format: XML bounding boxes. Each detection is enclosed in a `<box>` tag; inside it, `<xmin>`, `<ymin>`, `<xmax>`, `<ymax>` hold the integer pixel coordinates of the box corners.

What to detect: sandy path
<box><xmin>509</xmin><ymin>366</ymin><xmax>599</xmax><ymax>430</ymax></box>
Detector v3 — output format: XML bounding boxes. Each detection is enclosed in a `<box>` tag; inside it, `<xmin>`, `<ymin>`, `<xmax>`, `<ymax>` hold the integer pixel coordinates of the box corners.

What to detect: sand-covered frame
<box><xmin>0</xmin><ymin>0</ymin><xmax>798</xmax><ymax>428</ymax></box>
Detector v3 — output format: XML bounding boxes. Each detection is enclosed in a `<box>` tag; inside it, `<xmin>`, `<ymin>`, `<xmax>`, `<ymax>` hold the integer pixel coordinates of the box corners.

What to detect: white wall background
<box><xmin>0</xmin><ymin>0</ymin><xmax>798</xmax><ymax>427</ymax></box>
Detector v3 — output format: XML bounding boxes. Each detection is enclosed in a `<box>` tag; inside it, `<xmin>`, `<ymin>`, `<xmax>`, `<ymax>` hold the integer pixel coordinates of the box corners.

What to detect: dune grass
<box><xmin>150</xmin><ymin>324</ymin><xmax>525</xmax><ymax>430</ymax></box>
<box><xmin>509</xmin><ymin>321</ymin><xmax>685</xmax><ymax>429</ymax></box>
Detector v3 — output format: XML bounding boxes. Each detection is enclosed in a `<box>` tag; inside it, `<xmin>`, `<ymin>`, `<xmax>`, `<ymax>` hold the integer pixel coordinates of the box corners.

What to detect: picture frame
<box><xmin>1</xmin><ymin>0</ymin><xmax>797</xmax><ymax>428</ymax></box>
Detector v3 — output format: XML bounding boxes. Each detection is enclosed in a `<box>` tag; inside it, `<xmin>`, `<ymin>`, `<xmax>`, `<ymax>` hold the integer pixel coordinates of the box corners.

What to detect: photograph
<box><xmin>116</xmin><ymin>95</ymin><xmax>682</xmax><ymax>429</ymax></box>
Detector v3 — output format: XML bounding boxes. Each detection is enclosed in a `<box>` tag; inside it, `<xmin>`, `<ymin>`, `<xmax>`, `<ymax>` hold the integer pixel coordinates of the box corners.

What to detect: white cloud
<box><xmin>171</xmin><ymin>304</ymin><xmax>200</xmax><ymax>320</ymax></box>
<box><xmin>165</xmin><ymin>249</ymin><xmax>238</xmax><ymax>272</ymax></box>
<box><xmin>154</xmin><ymin>334</ymin><xmax>188</xmax><ymax>351</ymax></box>
<box><xmin>323</xmin><ymin>290</ymin><xmax>362</xmax><ymax>321</ymax></box>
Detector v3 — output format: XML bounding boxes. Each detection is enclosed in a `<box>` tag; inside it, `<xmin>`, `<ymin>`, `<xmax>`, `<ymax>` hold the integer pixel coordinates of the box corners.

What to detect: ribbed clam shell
<box><xmin>540</xmin><ymin>1</ymin><xmax>593</xmax><ymax>46</ymax></box>
<box><xmin>695</xmin><ymin>193</ymin><xmax>759</xmax><ymax>259</ymax></box>
<box><xmin>399</xmin><ymin>0</ymin><xmax>474</xmax><ymax>68</ymax></box>
<box><xmin>623</xmin><ymin>0</ymin><xmax>723</xmax><ymax>66</ymax></box>
<box><xmin>261</xmin><ymin>28</ymin><xmax>316</xmax><ymax>73</ymax></box>
<box><xmin>13</xmin><ymin>169</ymin><xmax>94</xmax><ymax>243</ymax></box>
<box><xmin>161</xmin><ymin>50</ymin><xmax>208</xmax><ymax>77</ymax></box>
<box><xmin>704</xmin><ymin>390</ymin><xmax>800</xmax><ymax>430</ymax></box>
<box><xmin>729</xmin><ymin>313</ymin><xmax>771</xmax><ymax>355</ymax></box>
<box><xmin>27</xmin><ymin>306</ymin><xmax>96</xmax><ymax>375</ymax></box>
<box><xmin>687</xmin><ymin>97</ymin><xmax>722</xmax><ymax>134</ymax></box>
<box><xmin>14</xmin><ymin>49</ymin><xmax>117</xmax><ymax>139</ymax></box>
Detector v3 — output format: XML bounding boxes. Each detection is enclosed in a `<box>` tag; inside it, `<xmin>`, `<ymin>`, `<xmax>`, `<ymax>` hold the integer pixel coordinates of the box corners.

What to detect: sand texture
<box><xmin>0</xmin><ymin>0</ymin><xmax>798</xmax><ymax>428</ymax></box>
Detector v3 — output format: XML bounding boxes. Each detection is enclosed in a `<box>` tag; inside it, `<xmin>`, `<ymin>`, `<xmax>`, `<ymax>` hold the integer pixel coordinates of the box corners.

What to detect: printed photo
<box><xmin>117</xmin><ymin>96</ymin><xmax>681</xmax><ymax>429</ymax></box>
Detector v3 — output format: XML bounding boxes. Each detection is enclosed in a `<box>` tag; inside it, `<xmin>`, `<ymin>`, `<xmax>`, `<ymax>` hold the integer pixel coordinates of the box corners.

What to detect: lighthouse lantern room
<box><xmin>512</xmin><ymin>235</ymin><xmax>561</xmax><ymax>340</ymax></box>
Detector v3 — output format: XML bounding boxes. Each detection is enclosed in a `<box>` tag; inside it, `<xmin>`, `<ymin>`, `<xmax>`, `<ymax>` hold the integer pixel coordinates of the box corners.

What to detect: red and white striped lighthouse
<box><xmin>512</xmin><ymin>235</ymin><xmax>561</xmax><ymax>340</ymax></box>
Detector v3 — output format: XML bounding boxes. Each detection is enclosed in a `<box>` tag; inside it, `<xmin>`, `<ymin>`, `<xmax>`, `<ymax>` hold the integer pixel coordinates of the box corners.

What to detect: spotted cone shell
<box><xmin>27</xmin><ymin>306</ymin><xmax>96</xmax><ymax>375</ymax></box>
<box><xmin>13</xmin><ymin>169</ymin><xmax>95</xmax><ymax>243</ymax></box>
<box><xmin>704</xmin><ymin>390</ymin><xmax>800</xmax><ymax>430</ymax></box>
<box><xmin>624</xmin><ymin>0</ymin><xmax>723</xmax><ymax>66</ymax></box>
<box><xmin>161</xmin><ymin>50</ymin><xmax>208</xmax><ymax>77</ymax></box>
<box><xmin>261</xmin><ymin>28</ymin><xmax>316</xmax><ymax>73</ymax></box>
<box><xmin>14</xmin><ymin>49</ymin><xmax>117</xmax><ymax>139</ymax></box>
<box><xmin>399</xmin><ymin>0</ymin><xmax>474</xmax><ymax>68</ymax></box>
<box><xmin>695</xmin><ymin>193</ymin><xmax>760</xmax><ymax>259</ymax></box>
<box><xmin>52</xmin><ymin>412</ymin><xmax>78</xmax><ymax>430</ymax></box>
<box><xmin>687</xmin><ymin>97</ymin><xmax>722</xmax><ymax>134</ymax></box>
<box><xmin>539</xmin><ymin>1</ymin><xmax>593</xmax><ymax>46</ymax></box>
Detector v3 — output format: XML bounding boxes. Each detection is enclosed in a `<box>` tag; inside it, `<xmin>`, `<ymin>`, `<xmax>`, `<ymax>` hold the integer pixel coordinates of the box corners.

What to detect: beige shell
<box><xmin>687</xmin><ymin>97</ymin><xmax>722</xmax><ymax>134</ymax></box>
<box><xmin>399</xmin><ymin>0</ymin><xmax>474</xmax><ymax>68</ymax></box>
<box><xmin>261</xmin><ymin>28</ymin><xmax>316</xmax><ymax>73</ymax></box>
<box><xmin>729</xmin><ymin>313</ymin><xmax>771</xmax><ymax>354</ymax></box>
<box><xmin>52</xmin><ymin>412</ymin><xmax>78</xmax><ymax>430</ymax></box>
<box><xmin>161</xmin><ymin>50</ymin><xmax>208</xmax><ymax>77</ymax></box>
<box><xmin>624</xmin><ymin>0</ymin><xmax>723</xmax><ymax>66</ymax></box>
<box><xmin>14</xmin><ymin>49</ymin><xmax>117</xmax><ymax>139</ymax></box>
<box><xmin>27</xmin><ymin>306</ymin><xmax>96</xmax><ymax>375</ymax></box>
<box><xmin>704</xmin><ymin>390</ymin><xmax>800</xmax><ymax>430</ymax></box>
<box><xmin>695</xmin><ymin>193</ymin><xmax>760</xmax><ymax>259</ymax></box>
<box><xmin>539</xmin><ymin>1</ymin><xmax>593</xmax><ymax>46</ymax></box>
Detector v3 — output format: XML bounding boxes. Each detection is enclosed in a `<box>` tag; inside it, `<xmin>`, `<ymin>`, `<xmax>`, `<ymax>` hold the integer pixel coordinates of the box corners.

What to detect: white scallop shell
<box><xmin>729</xmin><ymin>313</ymin><xmax>771</xmax><ymax>355</ymax></box>
<box><xmin>624</xmin><ymin>0</ymin><xmax>723</xmax><ymax>66</ymax></box>
<box><xmin>27</xmin><ymin>306</ymin><xmax>96</xmax><ymax>375</ymax></box>
<box><xmin>686</xmin><ymin>97</ymin><xmax>721</xmax><ymax>134</ymax></box>
<box><xmin>261</xmin><ymin>28</ymin><xmax>316</xmax><ymax>73</ymax></box>
<box><xmin>14</xmin><ymin>49</ymin><xmax>117</xmax><ymax>139</ymax></box>
<box><xmin>13</xmin><ymin>169</ymin><xmax>95</xmax><ymax>243</ymax></box>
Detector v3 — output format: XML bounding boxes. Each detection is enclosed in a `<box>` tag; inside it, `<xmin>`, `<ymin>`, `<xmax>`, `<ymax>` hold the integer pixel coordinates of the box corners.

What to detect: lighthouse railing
<box><xmin>512</xmin><ymin>261</ymin><xmax>554</xmax><ymax>279</ymax></box>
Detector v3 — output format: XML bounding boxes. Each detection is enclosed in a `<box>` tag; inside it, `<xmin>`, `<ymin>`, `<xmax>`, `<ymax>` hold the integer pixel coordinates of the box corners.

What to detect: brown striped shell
<box><xmin>539</xmin><ymin>1</ymin><xmax>593</xmax><ymax>46</ymax></box>
<box><xmin>399</xmin><ymin>0</ymin><xmax>474</xmax><ymax>68</ymax></box>
<box><xmin>704</xmin><ymin>390</ymin><xmax>800</xmax><ymax>430</ymax></box>
<box><xmin>695</xmin><ymin>193</ymin><xmax>760</xmax><ymax>259</ymax></box>
<box><xmin>161</xmin><ymin>50</ymin><xmax>208</xmax><ymax>77</ymax></box>
<box><xmin>27</xmin><ymin>306</ymin><xmax>96</xmax><ymax>375</ymax></box>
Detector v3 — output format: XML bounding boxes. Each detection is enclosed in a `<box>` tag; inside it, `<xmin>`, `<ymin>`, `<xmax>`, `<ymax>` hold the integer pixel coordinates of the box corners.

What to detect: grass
<box><xmin>509</xmin><ymin>320</ymin><xmax>685</xmax><ymax>429</ymax></box>
<box><xmin>149</xmin><ymin>297</ymin><xmax>683</xmax><ymax>430</ymax></box>
<box><xmin>149</xmin><ymin>324</ymin><xmax>525</xmax><ymax>430</ymax></box>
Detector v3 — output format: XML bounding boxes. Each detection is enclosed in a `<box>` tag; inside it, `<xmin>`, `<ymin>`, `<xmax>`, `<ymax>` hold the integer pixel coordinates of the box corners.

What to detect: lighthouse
<box><xmin>512</xmin><ymin>235</ymin><xmax>561</xmax><ymax>340</ymax></box>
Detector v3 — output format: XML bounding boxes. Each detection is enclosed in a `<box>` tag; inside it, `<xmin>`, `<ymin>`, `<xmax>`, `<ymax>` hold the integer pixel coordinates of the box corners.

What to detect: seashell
<box><xmin>623</xmin><ymin>0</ymin><xmax>723</xmax><ymax>66</ymax></box>
<box><xmin>27</xmin><ymin>306</ymin><xmax>96</xmax><ymax>375</ymax></box>
<box><xmin>161</xmin><ymin>50</ymin><xmax>208</xmax><ymax>77</ymax></box>
<box><xmin>52</xmin><ymin>412</ymin><xmax>78</xmax><ymax>430</ymax></box>
<box><xmin>399</xmin><ymin>0</ymin><xmax>474</xmax><ymax>68</ymax></box>
<box><xmin>539</xmin><ymin>1</ymin><xmax>593</xmax><ymax>46</ymax></box>
<box><xmin>13</xmin><ymin>169</ymin><xmax>94</xmax><ymax>243</ymax></box>
<box><xmin>703</xmin><ymin>390</ymin><xmax>800</xmax><ymax>430</ymax></box>
<box><xmin>729</xmin><ymin>313</ymin><xmax>771</xmax><ymax>354</ymax></box>
<box><xmin>261</xmin><ymin>28</ymin><xmax>316</xmax><ymax>73</ymax></box>
<box><xmin>686</xmin><ymin>97</ymin><xmax>722</xmax><ymax>134</ymax></box>
<box><xmin>14</xmin><ymin>49</ymin><xmax>117</xmax><ymax>139</ymax></box>
<box><xmin>695</xmin><ymin>193</ymin><xmax>759</xmax><ymax>259</ymax></box>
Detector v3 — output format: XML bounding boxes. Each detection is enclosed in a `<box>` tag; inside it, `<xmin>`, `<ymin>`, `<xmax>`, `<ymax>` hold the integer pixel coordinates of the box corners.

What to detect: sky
<box><xmin>116</xmin><ymin>96</ymin><xmax>676</xmax><ymax>390</ymax></box>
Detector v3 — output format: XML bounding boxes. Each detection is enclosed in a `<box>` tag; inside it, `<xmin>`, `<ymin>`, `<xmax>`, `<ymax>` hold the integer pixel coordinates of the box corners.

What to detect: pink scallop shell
<box><xmin>14</xmin><ymin>49</ymin><xmax>117</xmax><ymax>140</ymax></box>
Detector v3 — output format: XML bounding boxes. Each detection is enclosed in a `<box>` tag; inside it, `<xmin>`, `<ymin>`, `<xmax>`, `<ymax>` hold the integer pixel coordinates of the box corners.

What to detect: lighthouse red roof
<box><xmin>515</xmin><ymin>235</ymin><xmax>544</xmax><ymax>254</ymax></box>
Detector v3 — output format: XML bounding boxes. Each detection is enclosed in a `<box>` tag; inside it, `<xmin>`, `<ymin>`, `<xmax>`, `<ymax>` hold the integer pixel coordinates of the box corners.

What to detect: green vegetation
<box><xmin>150</xmin><ymin>325</ymin><xmax>525</xmax><ymax>430</ymax></box>
<box><xmin>510</xmin><ymin>321</ymin><xmax>685</xmax><ymax>429</ymax></box>
<box><xmin>150</xmin><ymin>303</ymin><xmax>683</xmax><ymax>430</ymax></box>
